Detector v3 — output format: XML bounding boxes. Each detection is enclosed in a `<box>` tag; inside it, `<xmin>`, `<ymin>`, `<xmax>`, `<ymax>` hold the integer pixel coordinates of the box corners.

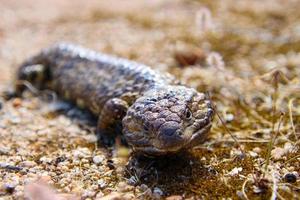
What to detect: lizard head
<box><xmin>122</xmin><ymin>85</ymin><xmax>214</xmax><ymax>156</ymax></box>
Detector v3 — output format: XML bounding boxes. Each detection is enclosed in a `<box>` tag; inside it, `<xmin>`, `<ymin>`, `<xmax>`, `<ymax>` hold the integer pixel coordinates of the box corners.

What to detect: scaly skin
<box><xmin>15</xmin><ymin>43</ymin><xmax>214</xmax><ymax>156</ymax></box>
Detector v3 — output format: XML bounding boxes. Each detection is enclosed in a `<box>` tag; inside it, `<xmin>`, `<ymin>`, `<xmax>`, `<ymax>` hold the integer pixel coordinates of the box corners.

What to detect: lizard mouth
<box><xmin>184</xmin><ymin>122</ymin><xmax>212</xmax><ymax>148</ymax></box>
<box><xmin>133</xmin><ymin>122</ymin><xmax>212</xmax><ymax>156</ymax></box>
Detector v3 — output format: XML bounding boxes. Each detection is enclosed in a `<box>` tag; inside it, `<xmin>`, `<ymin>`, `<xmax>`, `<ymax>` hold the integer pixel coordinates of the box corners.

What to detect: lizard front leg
<box><xmin>97</xmin><ymin>98</ymin><xmax>129</xmax><ymax>146</ymax></box>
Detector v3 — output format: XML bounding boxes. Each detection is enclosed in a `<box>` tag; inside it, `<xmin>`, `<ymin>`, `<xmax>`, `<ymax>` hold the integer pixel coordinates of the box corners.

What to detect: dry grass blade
<box><xmin>270</xmin><ymin>171</ymin><xmax>277</xmax><ymax>200</ymax></box>
<box><xmin>288</xmin><ymin>98</ymin><xmax>297</xmax><ymax>140</ymax></box>
<box><xmin>284</xmin><ymin>154</ymin><xmax>300</xmax><ymax>164</ymax></box>
<box><xmin>264</xmin><ymin>113</ymin><xmax>284</xmax><ymax>175</ymax></box>
<box><xmin>206</xmin><ymin>92</ymin><xmax>244</xmax><ymax>154</ymax></box>
<box><xmin>241</xmin><ymin>178</ymin><xmax>250</xmax><ymax>200</ymax></box>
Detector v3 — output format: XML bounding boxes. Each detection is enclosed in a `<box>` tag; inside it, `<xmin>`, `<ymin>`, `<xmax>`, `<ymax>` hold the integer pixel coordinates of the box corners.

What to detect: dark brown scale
<box><xmin>15</xmin><ymin>43</ymin><xmax>214</xmax><ymax>156</ymax></box>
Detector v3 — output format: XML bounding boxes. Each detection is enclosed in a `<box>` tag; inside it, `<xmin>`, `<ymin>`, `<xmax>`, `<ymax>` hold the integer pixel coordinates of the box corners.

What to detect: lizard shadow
<box><xmin>125</xmin><ymin>150</ymin><xmax>218</xmax><ymax>196</ymax></box>
<box><xmin>43</xmin><ymin>99</ymin><xmax>97</xmax><ymax>127</ymax></box>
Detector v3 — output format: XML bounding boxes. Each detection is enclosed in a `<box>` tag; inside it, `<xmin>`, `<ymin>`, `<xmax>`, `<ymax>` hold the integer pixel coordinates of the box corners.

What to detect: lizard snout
<box><xmin>157</xmin><ymin>121</ymin><xmax>185</xmax><ymax>150</ymax></box>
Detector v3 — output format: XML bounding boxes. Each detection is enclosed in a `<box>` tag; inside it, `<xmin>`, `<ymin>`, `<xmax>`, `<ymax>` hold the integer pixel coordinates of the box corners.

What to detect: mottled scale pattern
<box><xmin>19</xmin><ymin>43</ymin><xmax>175</xmax><ymax>114</ymax></box>
<box><xmin>16</xmin><ymin>43</ymin><xmax>214</xmax><ymax>156</ymax></box>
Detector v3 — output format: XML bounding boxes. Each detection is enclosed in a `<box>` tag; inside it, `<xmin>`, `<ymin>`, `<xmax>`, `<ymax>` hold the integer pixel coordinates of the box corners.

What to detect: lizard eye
<box><xmin>185</xmin><ymin>108</ymin><xmax>192</xmax><ymax>119</ymax></box>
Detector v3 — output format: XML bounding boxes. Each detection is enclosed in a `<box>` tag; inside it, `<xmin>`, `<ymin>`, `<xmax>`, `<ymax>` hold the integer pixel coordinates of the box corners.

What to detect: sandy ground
<box><xmin>0</xmin><ymin>0</ymin><xmax>300</xmax><ymax>199</ymax></box>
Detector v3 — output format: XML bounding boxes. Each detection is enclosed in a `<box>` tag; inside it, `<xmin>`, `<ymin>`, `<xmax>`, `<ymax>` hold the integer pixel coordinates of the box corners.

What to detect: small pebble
<box><xmin>284</xmin><ymin>173</ymin><xmax>297</xmax><ymax>183</ymax></box>
<box><xmin>98</xmin><ymin>179</ymin><xmax>106</xmax><ymax>188</ymax></box>
<box><xmin>227</xmin><ymin>167</ymin><xmax>242</xmax><ymax>176</ymax></box>
<box><xmin>166</xmin><ymin>195</ymin><xmax>183</xmax><ymax>200</ymax></box>
<box><xmin>93</xmin><ymin>155</ymin><xmax>105</xmax><ymax>164</ymax></box>
<box><xmin>139</xmin><ymin>184</ymin><xmax>149</xmax><ymax>192</ymax></box>
<box><xmin>39</xmin><ymin>156</ymin><xmax>52</xmax><ymax>163</ymax></box>
<box><xmin>252</xmin><ymin>147</ymin><xmax>261</xmax><ymax>153</ymax></box>
<box><xmin>72</xmin><ymin>147</ymin><xmax>91</xmax><ymax>159</ymax></box>
<box><xmin>12</xmin><ymin>98</ymin><xmax>22</xmax><ymax>107</ymax></box>
<box><xmin>0</xmin><ymin>146</ymin><xmax>10</xmax><ymax>155</ymax></box>
<box><xmin>116</xmin><ymin>181</ymin><xmax>133</xmax><ymax>192</ymax></box>
<box><xmin>127</xmin><ymin>176</ymin><xmax>138</xmax><ymax>186</ymax></box>
<box><xmin>20</xmin><ymin>161</ymin><xmax>37</xmax><ymax>168</ymax></box>
<box><xmin>96</xmin><ymin>192</ymin><xmax>123</xmax><ymax>200</ymax></box>
<box><xmin>8</xmin><ymin>116</ymin><xmax>21</xmax><ymax>124</ymax></box>
<box><xmin>249</xmin><ymin>151</ymin><xmax>258</xmax><ymax>158</ymax></box>
<box><xmin>82</xmin><ymin>190</ymin><xmax>96</xmax><ymax>198</ymax></box>
<box><xmin>123</xmin><ymin>193</ymin><xmax>135</xmax><ymax>200</ymax></box>
<box><xmin>225</xmin><ymin>113</ymin><xmax>234</xmax><ymax>122</ymax></box>
<box><xmin>95</xmin><ymin>191</ymin><xmax>104</xmax><ymax>199</ymax></box>
<box><xmin>81</xmin><ymin>158</ymin><xmax>89</xmax><ymax>164</ymax></box>
<box><xmin>3</xmin><ymin>183</ymin><xmax>16</xmax><ymax>194</ymax></box>
<box><xmin>153</xmin><ymin>187</ymin><xmax>163</xmax><ymax>198</ymax></box>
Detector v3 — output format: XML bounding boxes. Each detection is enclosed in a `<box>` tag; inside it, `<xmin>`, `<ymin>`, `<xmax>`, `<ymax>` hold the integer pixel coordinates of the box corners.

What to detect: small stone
<box><xmin>96</xmin><ymin>192</ymin><xmax>123</xmax><ymax>200</ymax></box>
<box><xmin>225</xmin><ymin>113</ymin><xmax>234</xmax><ymax>122</ymax></box>
<box><xmin>93</xmin><ymin>155</ymin><xmax>105</xmax><ymax>164</ymax></box>
<box><xmin>153</xmin><ymin>187</ymin><xmax>163</xmax><ymax>199</ymax></box>
<box><xmin>39</xmin><ymin>156</ymin><xmax>52</xmax><ymax>163</ymax></box>
<box><xmin>81</xmin><ymin>158</ymin><xmax>89</xmax><ymax>164</ymax></box>
<box><xmin>3</xmin><ymin>183</ymin><xmax>17</xmax><ymax>194</ymax></box>
<box><xmin>253</xmin><ymin>185</ymin><xmax>263</xmax><ymax>194</ymax></box>
<box><xmin>60</xmin><ymin>165</ymin><xmax>69</xmax><ymax>171</ymax></box>
<box><xmin>116</xmin><ymin>181</ymin><xmax>133</xmax><ymax>192</ymax></box>
<box><xmin>249</xmin><ymin>151</ymin><xmax>258</xmax><ymax>158</ymax></box>
<box><xmin>284</xmin><ymin>173</ymin><xmax>297</xmax><ymax>183</ymax></box>
<box><xmin>95</xmin><ymin>191</ymin><xmax>104</xmax><ymax>199</ymax></box>
<box><xmin>227</xmin><ymin>167</ymin><xmax>242</xmax><ymax>176</ymax></box>
<box><xmin>83</xmin><ymin>163</ymin><xmax>90</xmax><ymax>168</ymax></box>
<box><xmin>230</xmin><ymin>149</ymin><xmax>245</xmax><ymax>159</ymax></box>
<box><xmin>98</xmin><ymin>179</ymin><xmax>106</xmax><ymax>188</ymax></box>
<box><xmin>8</xmin><ymin>116</ymin><xmax>21</xmax><ymax>124</ymax></box>
<box><xmin>252</xmin><ymin>147</ymin><xmax>261</xmax><ymax>153</ymax></box>
<box><xmin>12</xmin><ymin>98</ymin><xmax>22</xmax><ymax>107</ymax></box>
<box><xmin>20</xmin><ymin>161</ymin><xmax>37</xmax><ymax>168</ymax></box>
<box><xmin>166</xmin><ymin>195</ymin><xmax>183</xmax><ymax>200</ymax></box>
<box><xmin>271</xmin><ymin>147</ymin><xmax>285</xmax><ymax>160</ymax></box>
<box><xmin>72</xmin><ymin>147</ymin><xmax>91</xmax><ymax>159</ymax></box>
<box><xmin>127</xmin><ymin>176</ymin><xmax>138</xmax><ymax>186</ymax></box>
<box><xmin>139</xmin><ymin>184</ymin><xmax>149</xmax><ymax>192</ymax></box>
<box><xmin>236</xmin><ymin>191</ymin><xmax>244</xmax><ymax>200</ymax></box>
<box><xmin>82</xmin><ymin>190</ymin><xmax>96</xmax><ymax>198</ymax></box>
<box><xmin>122</xmin><ymin>192</ymin><xmax>135</xmax><ymax>200</ymax></box>
<box><xmin>84</xmin><ymin>134</ymin><xmax>98</xmax><ymax>143</ymax></box>
<box><xmin>91</xmin><ymin>184</ymin><xmax>99</xmax><ymax>190</ymax></box>
<box><xmin>0</xmin><ymin>146</ymin><xmax>10</xmax><ymax>155</ymax></box>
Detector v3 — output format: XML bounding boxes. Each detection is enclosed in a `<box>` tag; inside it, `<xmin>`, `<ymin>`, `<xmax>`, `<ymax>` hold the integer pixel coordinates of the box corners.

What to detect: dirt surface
<box><xmin>0</xmin><ymin>0</ymin><xmax>300</xmax><ymax>199</ymax></box>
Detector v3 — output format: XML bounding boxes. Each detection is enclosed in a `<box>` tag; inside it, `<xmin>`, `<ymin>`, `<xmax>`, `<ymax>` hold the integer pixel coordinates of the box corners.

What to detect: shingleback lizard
<box><xmin>14</xmin><ymin>43</ymin><xmax>214</xmax><ymax>156</ymax></box>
